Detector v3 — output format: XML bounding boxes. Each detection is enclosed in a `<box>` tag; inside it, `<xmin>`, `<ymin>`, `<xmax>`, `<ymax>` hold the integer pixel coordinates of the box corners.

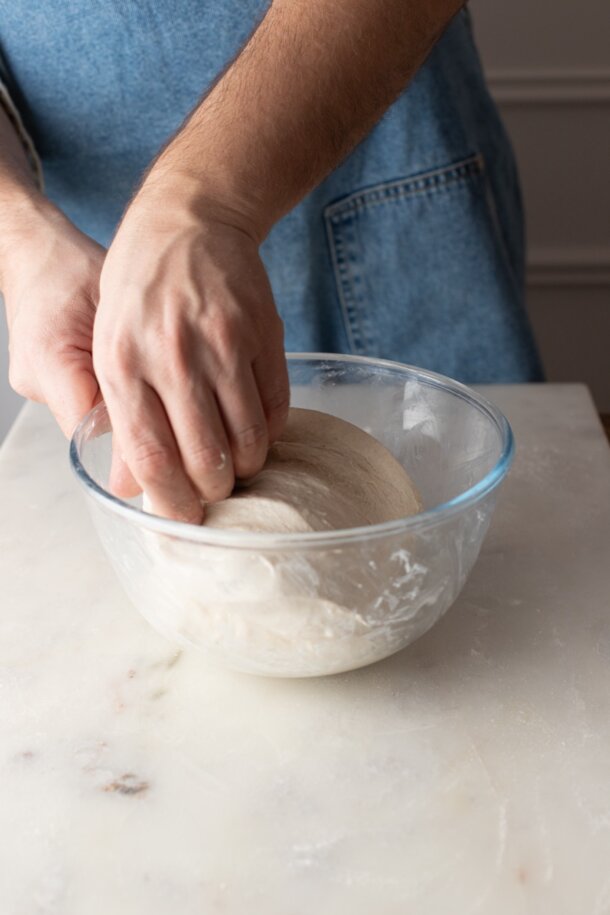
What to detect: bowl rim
<box><xmin>69</xmin><ymin>353</ymin><xmax>514</xmax><ymax>549</ymax></box>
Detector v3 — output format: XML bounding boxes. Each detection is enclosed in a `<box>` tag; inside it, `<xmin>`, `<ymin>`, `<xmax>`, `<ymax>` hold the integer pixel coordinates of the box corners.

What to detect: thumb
<box><xmin>42</xmin><ymin>352</ymin><xmax>141</xmax><ymax>498</ymax></box>
<box><xmin>41</xmin><ymin>351</ymin><xmax>101</xmax><ymax>439</ymax></box>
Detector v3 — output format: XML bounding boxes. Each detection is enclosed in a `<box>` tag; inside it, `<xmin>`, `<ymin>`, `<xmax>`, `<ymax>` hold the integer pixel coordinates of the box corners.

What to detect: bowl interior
<box><xmin>73</xmin><ymin>354</ymin><xmax>510</xmax><ymax>525</ymax></box>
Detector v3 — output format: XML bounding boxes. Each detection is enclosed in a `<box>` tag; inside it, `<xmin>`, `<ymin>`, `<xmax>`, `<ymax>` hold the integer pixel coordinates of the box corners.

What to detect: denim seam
<box><xmin>324</xmin><ymin>210</ymin><xmax>366</xmax><ymax>354</ymax></box>
<box><xmin>482</xmin><ymin>174</ymin><xmax>522</xmax><ymax>305</ymax></box>
<box><xmin>325</xmin><ymin>154</ymin><xmax>484</xmax><ymax>223</ymax></box>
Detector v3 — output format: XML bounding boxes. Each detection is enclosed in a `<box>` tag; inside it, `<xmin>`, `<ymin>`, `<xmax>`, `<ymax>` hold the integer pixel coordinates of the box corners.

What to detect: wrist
<box><xmin>0</xmin><ymin>180</ymin><xmax>47</xmax><ymax>223</ymax></box>
<box><xmin>0</xmin><ymin>191</ymin><xmax>64</xmax><ymax>285</ymax></box>
<box><xmin>139</xmin><ymin>157</ymin><xmax>273</xmax><ymax>245</ymax></box>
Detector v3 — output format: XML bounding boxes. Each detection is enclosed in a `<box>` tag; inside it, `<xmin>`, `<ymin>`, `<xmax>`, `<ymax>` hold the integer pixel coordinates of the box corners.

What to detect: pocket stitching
<box><xmin>325</xmin><ymin>153</ymin><xmax>484</xmax><ymax>223</ymax></box>
<box><xmin>324</xmin><ymin>206</ymin><xmax>366</xmax><ymax>353</ymax></box>
<box><xmin>324</xmin><ymin>153</ymin><xmax>485</xmax><ymax>355</ymax></box>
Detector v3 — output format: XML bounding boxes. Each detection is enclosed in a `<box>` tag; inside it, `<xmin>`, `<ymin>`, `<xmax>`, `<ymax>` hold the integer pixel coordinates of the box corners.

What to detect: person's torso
<box><xmin>0</xmin><ymin>3</ymin><xmax>542</xmax><ymax>382</ymax></box>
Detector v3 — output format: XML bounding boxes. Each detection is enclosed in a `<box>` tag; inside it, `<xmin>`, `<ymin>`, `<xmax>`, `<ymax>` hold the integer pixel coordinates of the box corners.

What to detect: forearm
<box><xmin>147</xmin><ymin>0</ymin><xmax>462</xmax><ymax>239</ymax></box>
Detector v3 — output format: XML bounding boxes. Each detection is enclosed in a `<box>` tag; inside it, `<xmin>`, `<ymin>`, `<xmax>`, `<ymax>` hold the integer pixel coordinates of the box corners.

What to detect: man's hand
<box><xmin>2</xmin><ymin>200</ymin><xmax>105</xmax><ymax>438</ymax></box>
<box><xmin>0</xmin><ymin>104</ymin><xmax>105</xmax><ymax>442</ymax></box>
<box><xmin>93</xmin><ymin>184</ymin><xmax>289</xmax><ymax>523</ymax></box>
<box><xmin>90</xmin><ymin>0</ymin><xmax>460</xmax><ymax>521</ymax></box>
<box><xmin>92</xmin><ymin>0</ymin><xmax>461</xmax><ymax>522</ymax></box>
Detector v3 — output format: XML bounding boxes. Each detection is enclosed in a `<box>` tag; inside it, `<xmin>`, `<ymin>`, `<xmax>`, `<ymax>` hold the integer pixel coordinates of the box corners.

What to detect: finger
<box><xmin>109</xmin><ymin>446</ymin><xmax>141</xmax><ymax>500</ymax></box>
<box><xmin>159</xmin><ymin>377</ymin><xmax>235</xmax><ymax>502</ymax></box>
<box><xmin>103</xmin><ymin>380</ymin><xmax>203</xmax><ymax>524</ymax></box>
<box><xmin>41</xmin><ymin>352</ymin><xmax>102</xmax><ymax>438</ymax></box>
<box><xmin>216</xmin><ymin>362</ymin><xmax>268</xmax><ymax>479</ymax></box>
<box><xmin>253</xmin><ymin>347</ymin><xmax>290</xmax><ymax>444</ymax></box>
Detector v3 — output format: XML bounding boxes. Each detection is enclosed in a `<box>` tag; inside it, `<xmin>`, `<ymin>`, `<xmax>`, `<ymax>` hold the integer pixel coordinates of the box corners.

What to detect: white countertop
<box><xmin>1</xmin><ymin>385</ymin><xmax>610</xmax><ymax>915</ymax></box>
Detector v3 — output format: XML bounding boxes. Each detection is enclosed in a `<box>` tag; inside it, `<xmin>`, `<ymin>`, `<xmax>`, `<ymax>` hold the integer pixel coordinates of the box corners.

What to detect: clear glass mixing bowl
<box><xmin>70</xmin><ymin>354</ymin><xmax>513</xmax><ymax>677</ymax></box>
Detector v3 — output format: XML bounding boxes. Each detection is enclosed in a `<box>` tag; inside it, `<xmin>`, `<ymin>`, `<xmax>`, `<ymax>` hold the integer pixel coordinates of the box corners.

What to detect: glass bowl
<box><xmin>70</xmin><ymin>354</ymin><xmax>513</xmax><ymax>677</ymax></box>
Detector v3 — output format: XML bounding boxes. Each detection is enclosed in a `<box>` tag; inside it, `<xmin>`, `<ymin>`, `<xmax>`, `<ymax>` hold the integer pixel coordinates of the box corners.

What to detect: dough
<box><xmin>137</xmin><ymin>409</ymin><xmax>424</xmax><ymax>677</ymax></box>
<box><xmin>204</xmin><ymin>408</ymin><xmax>421</xmax><ymax>534</ymax></box>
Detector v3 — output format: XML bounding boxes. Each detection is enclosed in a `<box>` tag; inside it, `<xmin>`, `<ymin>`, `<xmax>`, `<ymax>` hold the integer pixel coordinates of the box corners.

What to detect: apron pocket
<box><xmin>323</xmin><ymin>153</ymin><xmax>522</xmax><ymax>377</ymax></box>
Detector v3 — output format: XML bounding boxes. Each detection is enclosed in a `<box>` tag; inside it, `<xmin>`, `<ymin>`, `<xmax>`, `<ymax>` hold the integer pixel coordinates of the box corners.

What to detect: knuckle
<box><xmin>8</xmin><ymin>341</ymin><xmax>38</xmax><ymax>397</ymax></box>
<box><xmin>94</xmin><ymin>335</ymin><xmax>136</xmax><ymax>383</ymax></box>
<box><xmin>233</xmin><ymin>422</ymin><xmax>267</xmax><ymax>453</ymax></box>
<box><xmin>13</xmin><ymin>330</ymin><xmax>38</xmax><ymax>361</ymax></box>
<box><xmin>188</xmin><ymin>441</ymin><xmax>229</xmax><ymax>477</ymax></box>
<box><xmin>130</xmin><ymin>440</ymin><xmax>176</xmax><ymax>482</ymax></box>
<box><xmin>161</xmin><ymin>317</ymin><xmax>187</xmax><ymax>353</ymax></box>
<box><xmin>157</xmin><ymin>334</ymin><xmax>191</xmax><ymax>384</ymax></box>
<box><xmin>209</xmin><ymin>314</ymin><xmax>242</xmax><ymax>362</ymax></box>
<box><xmin>8</xmin><ymin>363</ymin><xmax>33</xmax><ymax>398</ymax></box>
<box><xmin>265</xmin><ymin>388</ymin><xmax>290</xmax><ymax>419</ymax></box>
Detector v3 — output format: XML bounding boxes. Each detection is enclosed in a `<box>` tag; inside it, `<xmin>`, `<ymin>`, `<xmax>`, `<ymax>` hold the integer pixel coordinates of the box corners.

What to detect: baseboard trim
<box><xmin>487</xmin><ymin>68</ymin><xmax>610</xmax><ymax>105</ymax></box>
<box><xmin>527</xmin><ymin>246</ymin><xmax>610</xmax><ymax>287</ymax></box>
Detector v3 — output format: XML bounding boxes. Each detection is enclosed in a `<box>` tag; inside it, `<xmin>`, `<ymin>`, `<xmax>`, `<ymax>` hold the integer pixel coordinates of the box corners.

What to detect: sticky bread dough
<box><xmin>138</xmin><ymin>409</ymin><xmax>423</xmax><ymax>676</ymax></box>
<box><xmin>204</xmin><ymin>407</ymin><xmax>421</xmax><ymax>533</ymax></box>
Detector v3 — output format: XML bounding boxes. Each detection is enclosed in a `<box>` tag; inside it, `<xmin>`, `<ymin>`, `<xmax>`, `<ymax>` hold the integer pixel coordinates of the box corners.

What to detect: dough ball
<box><xmin>204</xmin><ymin>408</ymin><xmax>421</xmax><ymax>533</ymax></box>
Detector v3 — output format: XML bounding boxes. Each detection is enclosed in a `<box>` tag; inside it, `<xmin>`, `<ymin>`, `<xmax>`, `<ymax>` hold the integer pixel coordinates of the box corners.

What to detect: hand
<box><xmin>93</xmin><ymin>183</ymin><xmax>290</xmax><ymax>523</ymax></box>
<box><xmin>2</xmin><ymin>200</ymin><xmax>105</xmax><ymax>438</ymax></box>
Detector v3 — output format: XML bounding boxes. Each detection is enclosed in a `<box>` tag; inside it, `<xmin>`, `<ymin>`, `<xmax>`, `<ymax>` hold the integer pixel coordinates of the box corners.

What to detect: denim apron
<box><xmin>0</xmin><ymin>2</ymin><xmax>542</xmax><ymax>383</ymax></box>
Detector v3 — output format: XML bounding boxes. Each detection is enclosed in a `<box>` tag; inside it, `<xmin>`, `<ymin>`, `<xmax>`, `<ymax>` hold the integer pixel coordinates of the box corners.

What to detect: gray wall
<box><xmin>1</xmin><ymin>4</ymin><xmax>609</xmax><ymax>442</ymax></box>
<box><xmin>471</xmin><ymin>0</ymin><xmax>610</xmax><ymax>410</ymax></box>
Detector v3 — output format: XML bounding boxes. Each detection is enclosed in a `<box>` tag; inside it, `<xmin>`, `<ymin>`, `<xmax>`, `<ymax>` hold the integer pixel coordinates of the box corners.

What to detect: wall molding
<box><xmin>527</xmin><ymin>245</ymin><xmax>610</xmax><ymax>287</ymax></box>
<box><xmin>487</xmin><ymin>68</ymin><xmax>610</xmax><ymax>104</ymax></box>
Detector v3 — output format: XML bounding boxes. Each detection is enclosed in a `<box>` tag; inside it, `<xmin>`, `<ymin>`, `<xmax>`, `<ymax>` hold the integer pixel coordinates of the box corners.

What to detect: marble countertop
<box><xmin>1</xmin><ymin>385</ymin><xmax>610</xmax><ymax>915</ymax></box>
